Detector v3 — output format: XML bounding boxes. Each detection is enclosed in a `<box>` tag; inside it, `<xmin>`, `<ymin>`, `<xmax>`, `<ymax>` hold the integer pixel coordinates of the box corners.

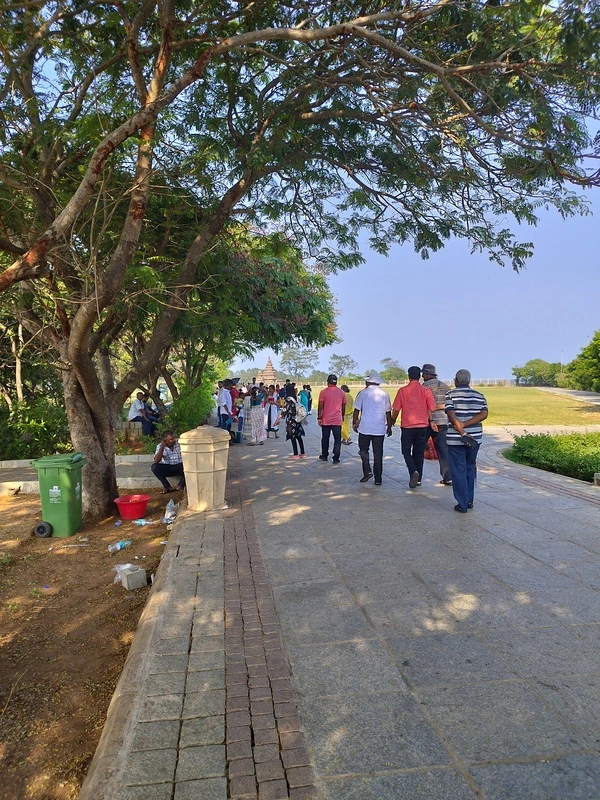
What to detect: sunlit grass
<box><xmin>347</xmin><ymin>386</ymin><xmax>600</xmax><ymax>426</ymax></box>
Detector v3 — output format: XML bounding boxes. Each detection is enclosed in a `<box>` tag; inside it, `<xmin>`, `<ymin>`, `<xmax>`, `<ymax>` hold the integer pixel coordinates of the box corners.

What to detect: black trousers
<box><xmin>400</xmin><ymin>426</ymin><xmax>429</xmax><ymax>479</ymax></box>
<box><xmin>291</xmin><ymin>437</ymin><xmax>305</xmax><ymax>455</ymax></box>
<box><xmin>321</xmin><ymin>425</ymin><xmax>342</xmax><ymax>461</ymax></box>
<box><xmin>151</xmin><ymin>462</ymin><xmax>185</xmax><ymax>489</ymax></box>
<box><xmin>358</xmin><ymin>433</ymin><xmax>385</xmax><ymax>482</ymax></box>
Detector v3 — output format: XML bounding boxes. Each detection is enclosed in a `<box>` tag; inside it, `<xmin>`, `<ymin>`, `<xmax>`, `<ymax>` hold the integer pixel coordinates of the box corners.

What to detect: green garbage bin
<box><xmin>31</xmin><ymin>453</ymin><xmax>87</xmax><ymax>538</ymax></box>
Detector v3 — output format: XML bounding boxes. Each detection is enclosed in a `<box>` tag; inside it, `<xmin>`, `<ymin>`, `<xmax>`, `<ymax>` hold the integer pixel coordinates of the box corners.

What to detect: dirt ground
<box><xmin>0</xmin><ymin>488</ymin><xmax>180</xmax><ymax>800</ymax></box>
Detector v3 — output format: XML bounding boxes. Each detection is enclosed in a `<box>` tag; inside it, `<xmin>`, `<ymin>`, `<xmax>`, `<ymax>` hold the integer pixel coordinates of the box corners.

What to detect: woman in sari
<box><xmin>247</xmin><ymin>387</ymin><xmax>266</xmax><ymax>445</ymax></box>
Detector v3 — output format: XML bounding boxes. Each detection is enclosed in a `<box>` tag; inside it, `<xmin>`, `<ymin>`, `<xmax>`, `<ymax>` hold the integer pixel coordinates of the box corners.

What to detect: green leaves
<box><xmin>508</xmin><ymin>431</ymin><xmax>600</xmax><ymax>483</ymax></box>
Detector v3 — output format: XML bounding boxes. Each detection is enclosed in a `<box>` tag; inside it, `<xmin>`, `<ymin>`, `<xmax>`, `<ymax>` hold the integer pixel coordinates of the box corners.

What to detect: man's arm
<box><xmin>446</xmin><ymin>409</ymin><xmax>488</xmax><ymax>436</ymax></box>
<box><xmin>317</xmin><ymin>399</ymin><xmax>324</xmax><ymax>426</ymax></box>
<box><xmin>352</xmin><ymin>408</ymin><xmax>360</xmax><ymax>432</ymax></box>
<box><xmin>386</xmin><ymin>410</ymin><xmax>393</xmax><ymax>436</ymax></box>
<box><xmin>390</xmin><ymin>389</ymin><xmax>402</xmax><ymax>425</ymax></box>
<box><xmin>154</xmin><ymin>444</ymin><xmax>165</xmax><ymax>464</ymax></box>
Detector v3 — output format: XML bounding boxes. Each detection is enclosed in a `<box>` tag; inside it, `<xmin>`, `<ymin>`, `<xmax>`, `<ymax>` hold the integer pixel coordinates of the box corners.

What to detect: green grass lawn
<box><xmin>346</xmin><ymin>385</ymin><xmax>600</xmax><ymax>426</ymax></box>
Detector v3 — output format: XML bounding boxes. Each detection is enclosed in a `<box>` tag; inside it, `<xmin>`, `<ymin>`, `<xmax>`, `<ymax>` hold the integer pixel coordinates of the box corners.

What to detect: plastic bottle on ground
<box><xmin>108</xmin><ymin>539</ymin><xmax>133</xmax><ymax>554</ymax></box>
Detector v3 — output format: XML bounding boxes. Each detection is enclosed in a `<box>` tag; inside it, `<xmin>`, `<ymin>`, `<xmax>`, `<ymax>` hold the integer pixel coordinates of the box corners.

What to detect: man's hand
<box><xmin>317</xmin><ymin>418</ymin><xmax>323</xmax><ymax>427</ymax></box>
<box><xmin>386</xmin><ymin>425</ymin><xmax>392</xmax><ymax>437</ymax></box>
<box><xmin>430</xmin><ymin>421</ymin><xmax>439</xmax><ymax>433</ymax></box>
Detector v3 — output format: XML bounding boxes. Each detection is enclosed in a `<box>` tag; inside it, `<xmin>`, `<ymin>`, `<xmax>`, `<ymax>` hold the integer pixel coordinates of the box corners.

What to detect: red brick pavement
<box><xmin>224</xmin><ymin>459</ymin><xmax>318</xmax><ymax>800</ymax></box>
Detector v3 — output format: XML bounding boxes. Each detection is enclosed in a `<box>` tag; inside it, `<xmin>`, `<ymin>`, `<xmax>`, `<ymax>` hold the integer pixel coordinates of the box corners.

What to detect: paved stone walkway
<box><xmin>79</xmin><ymin>421</ymin><xmax>600</xmax><ymax>799</ymax></box>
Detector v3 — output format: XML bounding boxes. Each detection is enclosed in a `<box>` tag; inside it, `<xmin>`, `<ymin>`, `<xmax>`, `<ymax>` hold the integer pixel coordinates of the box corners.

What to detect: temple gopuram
<box><xmin>255</xmin><ymin>357</ymin><xmax>278</xmax><ymax>386</ymax></box>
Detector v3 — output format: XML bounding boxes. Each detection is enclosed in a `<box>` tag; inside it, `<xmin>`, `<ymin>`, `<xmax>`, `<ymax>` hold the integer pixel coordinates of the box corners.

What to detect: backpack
<box><xmin>295</xmin><ymin>403</ymin><xmax>307</xmax><ymax>422</ymax></box>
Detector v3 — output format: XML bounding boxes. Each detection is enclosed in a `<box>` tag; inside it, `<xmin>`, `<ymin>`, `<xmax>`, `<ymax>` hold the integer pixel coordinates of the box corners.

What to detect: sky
<box><xmin>232</xmin><ymin>192</ymin><xmax>599</xmax><ymax>383</ymax></box>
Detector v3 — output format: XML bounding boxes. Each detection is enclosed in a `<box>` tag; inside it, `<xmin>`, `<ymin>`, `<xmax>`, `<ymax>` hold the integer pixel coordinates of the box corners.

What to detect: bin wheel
<box><xmin>34</xmin><ymin>521</ymin><xmax>53</xmax><ymax>538</ymax></box>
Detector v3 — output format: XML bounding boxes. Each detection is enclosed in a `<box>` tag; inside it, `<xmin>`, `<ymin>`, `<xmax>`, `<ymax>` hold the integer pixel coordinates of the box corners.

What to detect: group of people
<box><xmin>350</xmin><ymin>364</ymin><xmax>488</xmax><ymax>513</ymax></box>
<box><xmin>215</xmin><ymin>378</ymin><xmax>314</xmax><ymax>448</ymax></box>
<box><xmin>239</xmin><ymin>367</ymin><xmax>487</xmax><ymax>514</ymax></box>
<box><xmin>127</xmin><ymin>391</ymin><xmax>161</xmax><ymax>437</ymax></box>
<box><xmin>145</xmin><ymin>365</ymin><xmax>488</xmax><ymax>509</ymax></box>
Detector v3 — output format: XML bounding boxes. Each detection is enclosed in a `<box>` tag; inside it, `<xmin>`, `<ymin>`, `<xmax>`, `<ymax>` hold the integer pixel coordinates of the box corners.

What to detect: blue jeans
<box><xmin>400</xmin><ymin>426</ymin><xmax>429</xmax><ymax>479</ymax></box>
<box><xmin>321</xmin><ymin>425</ymin><xmax>342</xmax><ymax>461</ymax></box>
<box><xmin>447</xmin><ymin>443</ymin><xmax>479</xmax><ymax>510</ymax></box>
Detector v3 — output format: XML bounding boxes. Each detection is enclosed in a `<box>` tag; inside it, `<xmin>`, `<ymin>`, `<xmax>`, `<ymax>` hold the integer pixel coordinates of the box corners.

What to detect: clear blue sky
<box><xmin>232</xmin><ymin>192</ymin><xmax>598</xmax><ymax>382</ymax></box>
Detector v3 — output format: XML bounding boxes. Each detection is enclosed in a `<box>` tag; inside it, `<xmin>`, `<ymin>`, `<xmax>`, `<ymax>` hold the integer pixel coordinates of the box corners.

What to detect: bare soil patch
<box><xmin>0</xmin><ymin>489</ymin><xmax>178</xmax><ymax>800</ymax></box>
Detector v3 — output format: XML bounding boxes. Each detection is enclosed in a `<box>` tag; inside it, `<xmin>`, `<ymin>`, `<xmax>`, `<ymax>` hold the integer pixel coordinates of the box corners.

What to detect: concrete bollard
<box><xmin>594</xmin><ymin>473</ymin><xmax>600</xmax><ymax>487</ymax></box>
<box><xmin>179</xmin><ymin>426</ymin><xmax>231</xmax><ymax>511</ymax></box>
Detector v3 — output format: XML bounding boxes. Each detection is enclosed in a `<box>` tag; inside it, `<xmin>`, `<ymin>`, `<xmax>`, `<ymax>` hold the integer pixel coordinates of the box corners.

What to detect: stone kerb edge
<box><xmin>78</xmin><ymin>509</ymin><xmax>196</xmax><ymax>800</ymax></box>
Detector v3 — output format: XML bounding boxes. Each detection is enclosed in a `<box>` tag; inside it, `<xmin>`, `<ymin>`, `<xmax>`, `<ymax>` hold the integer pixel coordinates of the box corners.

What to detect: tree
<box><xmin>307</xmin><ymin>370</ymin><xmax>329</xmax><ymax>385</ymax></box>
<box><xmin>279</xmin><ymin>348</ymin><xmax>320</xmax><ymax>381</ymax></box>
<box><xmin>512</xmin><ymin>359</ymin><xmax>562</xmax><ymax>386</ymax></box>
<box><xmin>563</xmin><ymin>333</ymin><xmax>600</xmax><ymax>392</ymax></box>
<box><xmin>329</xmin><ymin>355</ymin><xmax>358</xmax><ymax>378</ymax></box>
<box><xmin>1</xmin><ymin>2</ymin><xmax>600</xmax><ymax>517</ymax></box>
<box><xmin>380</xmin><ymin>358</ymin><xmax>408</xmax><ymax>383</ymax></box>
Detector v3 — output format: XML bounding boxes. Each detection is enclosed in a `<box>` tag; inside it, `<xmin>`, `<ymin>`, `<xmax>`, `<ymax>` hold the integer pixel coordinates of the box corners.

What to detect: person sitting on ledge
<box><xmin>127</xmin><ymin>391</ymin><xmax>152</xmax><ymax>436</ymax></box>
<box><xmin>151</xmin><ymin>430</ymin><xmax>185</xmax><ymax>494</ymax></box>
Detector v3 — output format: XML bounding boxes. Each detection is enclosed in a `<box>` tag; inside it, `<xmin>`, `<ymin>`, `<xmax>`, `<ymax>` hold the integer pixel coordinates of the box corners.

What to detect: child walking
<box><xmin>276</xmin><ymin>397</ymin><xmax>306</xmax><ymax>458</ymax></box>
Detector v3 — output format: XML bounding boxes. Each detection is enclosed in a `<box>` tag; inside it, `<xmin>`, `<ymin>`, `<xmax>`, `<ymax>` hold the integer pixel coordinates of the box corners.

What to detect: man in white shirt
<box><xmin>217</xmin><ymin>379</ymin><xmax>237</xmax><ymax>444</ymax></box>
<box><xmin>352</xmin><ymin>372</ymin><xmax>393</xmax><ymax>485</ymax></box>
<box><xmin>127</xmin><ymin>391</ymin><xmax>151</xmax><ymax>436</ymax></box>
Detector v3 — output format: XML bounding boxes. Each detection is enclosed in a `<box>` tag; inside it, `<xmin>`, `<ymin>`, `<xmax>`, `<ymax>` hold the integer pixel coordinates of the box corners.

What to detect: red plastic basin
<box><xmin>114</xmin><ymin>494</ymin><xmax>151</xmax><ymax>519</ymax></box>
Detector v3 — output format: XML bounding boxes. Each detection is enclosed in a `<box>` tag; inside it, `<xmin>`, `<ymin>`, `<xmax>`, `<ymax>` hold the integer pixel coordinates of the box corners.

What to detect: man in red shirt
<box><xmin>391</xmin><ymin>366</ymin><xmax>437</xmax><ymax>488</ymax></box>
<box><xmin>317</xmin><ymin>374</ymin><xmax>346</xmax><ymax>463</ymax></box>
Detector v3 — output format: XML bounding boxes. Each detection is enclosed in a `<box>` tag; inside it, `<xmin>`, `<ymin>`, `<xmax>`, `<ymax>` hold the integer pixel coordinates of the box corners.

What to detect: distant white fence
<box><xmin>311</xmin><ymin>379</ymin><xmax>516</xmax><ymax>388</ymax></box>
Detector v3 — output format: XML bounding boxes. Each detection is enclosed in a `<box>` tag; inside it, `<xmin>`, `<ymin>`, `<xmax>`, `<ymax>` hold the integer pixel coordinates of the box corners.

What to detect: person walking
<box><xmin>317</xmin><ymin>374</ymin><xmax>346</xmax><ymax>463</ymax></box>
<box><xmin>264</xmin><ymin>385</ymin><xmax>280</xmax><ymax>439</ymax></box>
<box><xmin>421</xmin><ymin>364</ymin><xmax>452</xmax><ymax>486</ymax></box>
<box><xmin>298</xmin><ymin>385</ymin><xmax>310</xmax><ymax>416</ymax></box>
<box><xmin>445</xmin><ymin>369</ymin><xmax>488</xmax><ymax>513</ymax></box>
<box><xmin>247</xmin><ymin>387</ymin><xmax>266</xmax><ymax>446</ymax></box>
<box><xmin>306</xmin><ymin>385</ymin><xmax>313</xmax><ymax>415</ymax></box>
<box><xmin>352</xmin><ymin>372</ymin><xmax>392</xmax><ymax>485</ymax></box>
<box><xmin>341</xmin><ymin>384</ymin><xmax>354</xmax><ymax>444</ymax></box>
<box><xmin>275</xmin><ymin>396</ymin><xmax>307</xmax><ymax>458</ymax></box>
<box><xmin>391</xmin><ymin>366</ymin><xmax>437</xmax><ymax>488</ymax></box>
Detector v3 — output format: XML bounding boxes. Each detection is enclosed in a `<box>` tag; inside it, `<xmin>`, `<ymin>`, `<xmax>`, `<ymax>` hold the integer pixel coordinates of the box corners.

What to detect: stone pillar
<box><xmin>179</xmin><ymin>426</ymin><xmax>231</xmax><ymax>511</ymax></box>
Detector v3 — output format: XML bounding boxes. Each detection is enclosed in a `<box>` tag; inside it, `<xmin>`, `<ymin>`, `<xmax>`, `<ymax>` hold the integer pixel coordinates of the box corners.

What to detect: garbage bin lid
<box><xmin>31</xmin><ymin>452</ymin><xmax>86</xmax><ymax>467</ymax></box>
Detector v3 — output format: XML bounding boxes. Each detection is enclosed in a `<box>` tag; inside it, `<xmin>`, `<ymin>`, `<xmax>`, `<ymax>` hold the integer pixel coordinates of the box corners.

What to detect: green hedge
<box><xmin>505</xmin><ymin>432</ymin><xmax>600</xmax><ymax>483</ymax></box>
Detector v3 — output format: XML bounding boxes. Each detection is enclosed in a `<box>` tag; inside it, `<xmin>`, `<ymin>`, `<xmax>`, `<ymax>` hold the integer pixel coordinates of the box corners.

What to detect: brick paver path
<box><xmin>224</xmin><ymin>461</ymin><xmax>318</xmax><ymax>800</ymax></box>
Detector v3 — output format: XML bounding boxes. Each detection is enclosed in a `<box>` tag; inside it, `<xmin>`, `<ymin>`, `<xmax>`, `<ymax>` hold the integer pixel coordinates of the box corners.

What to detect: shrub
<box><xmin>505</xmin><ymin>432</ymin><xmax>600</xmax><ymax>483</ymax></box>
<box><xmin>162</xmin><ymin>382</ymin><xmax>215</xmax><ymax>436</ymax></box>
<box><xmin>0</xmin><ymin>401</ymin><xmax>71</xmax><ymax>460</ymax></box>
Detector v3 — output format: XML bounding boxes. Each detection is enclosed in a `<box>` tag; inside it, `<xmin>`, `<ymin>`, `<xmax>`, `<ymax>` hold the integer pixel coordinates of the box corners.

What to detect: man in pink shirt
<box><xmin>317</xmin><ymin>374</ymin><xmax>346</xmax><ymax>463</ymax></box>
<box><xmin>391</xmin><ymin>366</ymin><xmax>437</xmax><ymax>488</ymax></box>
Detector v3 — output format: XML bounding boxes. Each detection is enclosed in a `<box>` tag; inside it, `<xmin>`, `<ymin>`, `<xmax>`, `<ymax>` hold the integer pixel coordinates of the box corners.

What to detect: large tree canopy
<box><xmin>0</xmin><ymin>0</ymin><xmax>599</xmax><ymax>517</ymax></box>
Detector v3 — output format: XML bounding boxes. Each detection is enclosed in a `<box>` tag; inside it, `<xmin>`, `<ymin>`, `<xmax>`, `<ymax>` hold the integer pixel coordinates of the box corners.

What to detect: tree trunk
<box><xmin>63</xmin><ymin>370</ymin><xmax>118</xmax><ymax>520</ymax></box>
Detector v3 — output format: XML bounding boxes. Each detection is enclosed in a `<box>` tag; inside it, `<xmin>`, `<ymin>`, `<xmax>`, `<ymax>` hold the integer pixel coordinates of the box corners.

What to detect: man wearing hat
<box><xmin>352</xmin><ymin>372</ymin><xmax>392</xmax><ymax>485</ymax></box>
<box><xmin>317</xmin><ymin>374</ymin><xmax>346</xmax><ymax>463</ymax></box>
<box><xmin>422</xmin><ymin>364</ymin><xmax>452</xmax><ymax>486</ymax></box>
